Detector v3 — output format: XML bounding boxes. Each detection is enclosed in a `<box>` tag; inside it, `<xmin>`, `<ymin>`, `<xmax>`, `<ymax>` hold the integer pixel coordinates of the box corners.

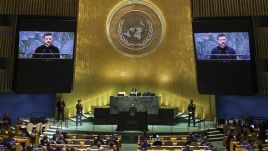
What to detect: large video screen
<box><xmin>194</xmin><ymin>32</ymin><xmax>250</xmax><ymax>60</ymax></box>
<box><xmin>13</xmin><ymin>16</ymin><xmax>77</xmax><ymax>93</ymax></box>
<box><xmin>19</xmin><ymin>31</ymin><xmax>74</xmax><ymax>59</ymax></box>
<box><xmin>192</xmin><ymin>17</ymin><xmax>257</xmax><ymax>95</ymax></box>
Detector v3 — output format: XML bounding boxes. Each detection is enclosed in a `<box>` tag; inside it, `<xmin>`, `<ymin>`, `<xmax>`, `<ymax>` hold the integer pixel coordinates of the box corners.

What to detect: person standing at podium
<box><xmin>188</xmin><ymin>100</ymin><xmax>196</xmax><ymax>127</ymax></box>
<box><xmin>129</xmin><ymin>103</ymin><xmax>137</xmax><ymax>117</ymax></box>
<box><xmin>76</xmin><ymin>99</ymin><xmax>83</xmax><ymax>126</ymax></box>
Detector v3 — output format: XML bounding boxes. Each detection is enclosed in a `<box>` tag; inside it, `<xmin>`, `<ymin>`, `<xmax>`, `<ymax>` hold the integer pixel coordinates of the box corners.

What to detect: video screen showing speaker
<box><xmin>194</xmin><ymin>32</ymin><xmax>251</xmax><ymax>61</ymax></box>
<box><xmin>192</xmin><ymin>17</ymin><xmax>257</xmax><ymax>95</ymax></box>
<box><xmin>13</xmin><ymin>16</ymin><xmax>77</xmax><ymax>93</ymax></box>
<box><xmin>18</xmin><ymin>31</ymin><xmax>74</xmax><ymax>59</ymax></box>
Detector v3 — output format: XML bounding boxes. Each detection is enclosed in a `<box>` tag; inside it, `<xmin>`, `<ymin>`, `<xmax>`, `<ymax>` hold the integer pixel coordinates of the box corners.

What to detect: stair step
<box><xmin>47</xmin><ymin>129</ymin><xmax>57</xmax><ymax>132</ymax></box>
<box><xmin>181</xmin><ymin>114</ymin><xmax>188</xmax><ymax>118</ymax></box>
<box><xmin>68</xmin><ymin>118</ymin><xmax>76</xmax><ymax>122</ymax></box>
<box><xmin>68</xmin><ymin>116</ymin><xmax>89</xmax><ymax>122</ymax></box>
<box><xmin>208</xmin><ymin>128</ymin><xmax>217</xmax><ymax>131</ymax></box>
<box><xmin>208</xmin><ymin>133</ymin><xmax>224</xmax><ymax>136</ymax></box>
<box><xmin>207</xmin><ymin>130</ymin><xmax>221</xmax><ymax>134</ymax></box>
<box><xmin>208</xmin><ymin>134</ymin><xmax>224</xmax><ymax>138</ymax></box>
<box><xmin>50</xmin><ymin>126</ymin><xmax>57</xmax><ymax>129</ymax></box>
<box><xmin>175</xmin><ymin>112</ymin><xmax>185</xmax><ymax>117</ymax></box>
<box><xmin>208</xmin><ymin>137</ymin><xmax>223</xmax><ymax>141</ymax></box>
<box><xmin>195</xmin><ymin>119</ymin><xmax>203</xmax><ymax>123</ymax></box>
<box><xmin>83</xmin><ymin>113</ymin><xmax>94</xmax><ymax>118</ymax></box>
<box><xmin>208</xmin><ymin>135</ymin><xmax>224</xmax><ymax>138</ymax></box>
<box><xmin>22</xmin><ymin>119</ymin><xmax>30</xmax><ymax>123</ymax></box>
<box><xmin>43</xmin><ymin>132</ymin><xmax>55</xmax><ymax>136</ymax></box>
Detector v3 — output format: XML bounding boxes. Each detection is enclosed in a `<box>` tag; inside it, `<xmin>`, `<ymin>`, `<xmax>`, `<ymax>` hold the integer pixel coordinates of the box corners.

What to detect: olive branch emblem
<box><xmin>117</xmin><ymin>19</ymin><xmax>154</xmax><ymax>48</ymax></box>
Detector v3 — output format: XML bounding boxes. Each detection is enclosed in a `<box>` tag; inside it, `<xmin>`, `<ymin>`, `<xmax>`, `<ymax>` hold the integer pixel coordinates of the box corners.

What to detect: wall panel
<box><xmin>192</xmin><ymin>0</ymin><xmax>268</xmax><ymax>17</ymax></box>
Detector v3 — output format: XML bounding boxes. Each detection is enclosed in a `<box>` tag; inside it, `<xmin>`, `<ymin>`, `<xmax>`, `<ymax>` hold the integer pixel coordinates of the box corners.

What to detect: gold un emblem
<box><xmin>106</xmin><ymin>0</ymin><xmax>166</xmax><ymax>57</ymax></box>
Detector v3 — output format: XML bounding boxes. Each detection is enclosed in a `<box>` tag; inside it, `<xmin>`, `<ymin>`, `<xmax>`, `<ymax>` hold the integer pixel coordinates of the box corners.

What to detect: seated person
<box><xmin>140</xmin><ymin>138</ymin><xmax>150</xmax><ymax>150</ymax></box>
<box><xmin>130</xmin><ymin>88</ymin><xmax>138</xmax><ymax>96</ymax></box>
<box><xmin>2</xmin><ymin>133</ymin><xmax>16</xmax><ymax>149</ymax></box>
<box><xmin>56</xmin><ymin>134</ymin><xmax>67</xmax><ymax>144</ymax></box>
<box><xmin>107</xmin><ymin>134</ymin><xmax>118</xmax><ymax>147</ymax></box>
<box><xmin>94</xmin><ymin>136</ymin><xmax>105</xmax><ymax>147</ymax></box>
<box><xmin>50</xmin><ymin>134</ymin><xmax>58</xmax><ymax>144</ymax></box>
<box><xmin>40</xmin><ymin>135</ymin><xmax>49</xmax><ymax>146</ymax></box>
<box><xmin>16</xmin><ymin>116</ymin><xmax>24</xmax><ymax>125</ymax></box>
<box><xmin>185</xmin><ymin>134</ymin><xmax>195</xmax><ymax>145</ymax></box>
<box><xmin>152</xmin><ymin>137</ymin><xmax>162</xmax><ymax>146</ymax></box>
<box><xmin>152</xmin><ymin>134</ymin><xmax>159</xmax><ymax>141</ymax></box>
<box><xmin>15</xmin><ymin>116</ymin><xmax>25</xmax><ymax>130</ymax></box>
<box><xmin>0</xmin><ymin>136</ymin><xmax>3</xmax><ymax>146</ymax></box>
<box><xmin>1</xmin><ymin>113</ymin><xmax>11</xmax><ymax>129</ymax></box>
<box><xmin>143</xmin><ymin>90</ymin><xmax>150</xmax><ymax>96</ymax></box>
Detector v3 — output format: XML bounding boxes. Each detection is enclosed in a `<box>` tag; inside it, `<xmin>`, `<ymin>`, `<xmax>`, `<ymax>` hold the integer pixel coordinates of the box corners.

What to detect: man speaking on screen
<box><xmin>32</xmin><ymin>32</ymin><xmax>60</xmax><ymax>59</ymax></box>
<box><xmin>210</xmin><ymin>33</ymin><xmax>237</xmax><ymax>60</ymax></box>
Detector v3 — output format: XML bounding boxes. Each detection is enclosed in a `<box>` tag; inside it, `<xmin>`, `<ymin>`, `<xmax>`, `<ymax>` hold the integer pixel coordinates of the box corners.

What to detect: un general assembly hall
<box><xmin>1</xmin><ymin>0</ymin><xmax>268</xmax><ymax>150</ymax></box>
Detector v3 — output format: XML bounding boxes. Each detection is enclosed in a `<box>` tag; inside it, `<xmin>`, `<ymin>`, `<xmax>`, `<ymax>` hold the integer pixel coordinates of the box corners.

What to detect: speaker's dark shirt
<box><xmin>210</xmin><ymin>46</ymin><xmax>236</xmax><ymax>59</ymax></box>
<box><xmin>32</xmin><ymin>44</ymin><xmax>60</xmax><ymax>58</ymax></box>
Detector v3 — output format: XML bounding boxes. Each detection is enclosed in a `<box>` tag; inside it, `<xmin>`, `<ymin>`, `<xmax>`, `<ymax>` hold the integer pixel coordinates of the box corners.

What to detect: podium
<box><xmin>116</xmin><ymin>111</ymin><xmax>148</xmax><ymax>131</ymax></box>
<box><xmin>110</xmin><ymin>96</ymin><xmax>159</xmax><ymax>115</ymax></box>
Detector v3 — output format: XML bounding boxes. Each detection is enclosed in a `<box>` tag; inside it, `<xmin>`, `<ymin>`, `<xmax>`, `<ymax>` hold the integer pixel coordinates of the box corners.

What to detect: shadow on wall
<box><xmin>0</xmin><ymin>93</ymin><xmax>56</xmax><ymax>123</ymax></box>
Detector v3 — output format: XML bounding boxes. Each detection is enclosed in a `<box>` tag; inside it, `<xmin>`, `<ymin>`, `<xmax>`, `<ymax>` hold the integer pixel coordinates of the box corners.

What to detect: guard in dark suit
<box><xmin>57</xmin><ymin>99</ymin><xmax>65</xmax><ymax>121</ymax></box>
<box><xmin>188</xmin><ymin>100</ymin><xmax>196</xmax><ymax>127</ymax></box>
<box><xmin>76</xmin><ymin>99</ymin><xmax>83</xmax><ymax>126</ymax></box>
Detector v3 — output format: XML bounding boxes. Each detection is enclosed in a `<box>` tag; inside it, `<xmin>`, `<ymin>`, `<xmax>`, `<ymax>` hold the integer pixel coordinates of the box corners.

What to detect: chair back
<box><xmin>163</xmin><ymin>141</ymin><xmax>173</xmax><ymax>146</ymax></box>
<box><xmin>43</xmin><ymin>122</ymin><xmax>52</xmax><ymax>132</ymax></box>
<box><xmin>35</xmin><ymin>122</ymin><xmax>42</xmax><ymax>133</ymax></box>
<box><xmin>26</xmin><ymin>123</ymin><xmax>34</xmax><ymax>134</ymax></box>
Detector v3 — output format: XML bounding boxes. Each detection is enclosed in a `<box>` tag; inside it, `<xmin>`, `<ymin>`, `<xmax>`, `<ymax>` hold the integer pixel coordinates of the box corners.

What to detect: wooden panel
<box><xmin>256</xmin><ymin>35</ymin><xmax>268</xmax><ymax>94</ymax></box>
<box><xmin>191</xmin><ymin>0</ymin><xmax>268</xmax><ymax>17</ymax></box>
<box><xmin>0</xmin><ymin>0</ymin><xmax>78</xmax><ymax>17</ymax></box>
<box><xmin>0</xmin><ymin>34</ymin><xmax>14</xmax><ymax>92</ymax></box>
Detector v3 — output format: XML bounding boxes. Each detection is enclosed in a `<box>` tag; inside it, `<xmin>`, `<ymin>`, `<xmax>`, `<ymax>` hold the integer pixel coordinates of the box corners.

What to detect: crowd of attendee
<box><xmin>0</xmin><ymin>128</ymin><xmax>39</xmax><ymax>150</ymax></box>
<box><xmin>39</xmin><ymin>132</ymin><xmax>120</xmax><ymax>151</ymax></box>
<box><xmin>138</xmin><ymin>132</ymin><xmax>217</xmax><ymax>151</ymax></box>
<box><xmin>221</xmin><ymin>119</ymin><xmax>268</xmax><ymax>151</ymax></box>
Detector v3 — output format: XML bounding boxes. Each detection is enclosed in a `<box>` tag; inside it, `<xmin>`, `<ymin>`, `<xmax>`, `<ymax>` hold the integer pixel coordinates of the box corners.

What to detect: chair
<box><xmin>43</xmin><ymin>122</ymin><xmax>52</xmax><ymax>132</ymax></box>
<box><xmin>85</xmin><ymin>140</ymin><xmax>94</xmax><ymax>145</ymax></box>
<box><xmin>35</xmin><ymin>122</ymin><xmax>42</xmax><ymax>133</ymax></box>
<box><xmin>177</xmin><ymin>141</ymin><xmax>185</xmax><ymax>146</ymax></box>
<box><xmin>90</xmin><ymin>146</ymin><xmax>99</xmax><ymax>151</ymax></box>
<box><xmin>163</xmin><ymin>137</ymin><xmax>171</xmax><ymax>140</ymax></box>
<box><xmin>76</xmin><ymin>134</ymin><xmax>86</xmax><ymax>139</ymax></box>
<box><xmin>26</xmin><ymin>123</ymin><xmax>34</xmax><ymax>134</ymax></box>
<box><xmin>72</xmin><ymin>140</ymin><xmax>81</xmax><ymax>144</ymax></box>
<box><xmin>163</xmin><ymin>140</ymin><xmax>173</xmax><ymax>146</ymax></box>
<box><xmin>189</xmin><ymin>142</ymin><xmax>198</xmax><ymax>146</ymax></box>
<box><xmin>234</xmin><ymin>126</ymin><xmax>242</xmax><ymax>136</ymax></box>
<box><xmin>223</xmin><ymin>124</ymin><xmax>229</xmax><ymax>134</ymax></box>
<box><xmin>242</xmin><ymin>127</ymin><xmax>251</xmax><ymax>133</ymax></box>
<box><xmin>153</xmin><ymin>145</ymin><xmax>163</xmax><ymax>150</ymax></box>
